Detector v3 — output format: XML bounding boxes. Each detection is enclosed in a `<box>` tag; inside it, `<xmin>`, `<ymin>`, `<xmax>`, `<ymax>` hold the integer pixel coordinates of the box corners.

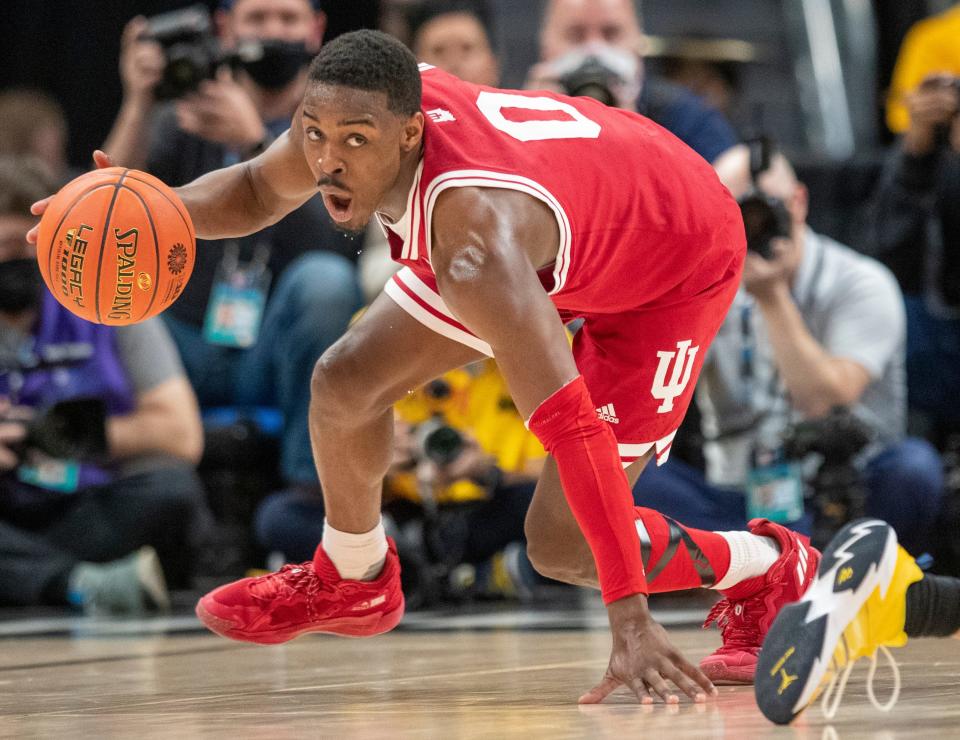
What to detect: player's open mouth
<box><xmin>323</xmin><ymin>193</ymin><xmax>354</xmax><ymax>223</ymax></box>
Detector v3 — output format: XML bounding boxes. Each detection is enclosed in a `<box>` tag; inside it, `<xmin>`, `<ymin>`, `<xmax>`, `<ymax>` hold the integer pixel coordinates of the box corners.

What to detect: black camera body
<box><xmin>782</xmin><ymin>407</ymin><xmax>872</xmax><ymax>548</ymax></box>
<box><xmin>738</xmin><ymin>191</ymin><xmax>792</xmax><ymax>260</ymax></box>
<box><xmin>8</xmin><ymin>398</ymin><xmax>108</xmax><ymax>463</ymax></box>
<box><xmin>410</xmin><ymin>379</ymin><xmax>465</xmax><ymax>467</ymax></box>
<box><xmin>737</xmin><ymin>135</ymin><xmax>793</xmax><ymax>260</ymax></box>
<box><xmin>146</xmin><ymin>5</ymin><xmax>222</xmax><ymax>100</ymax></box>
<box><xmin>145</xmin><ymin>5</ymin><xmax>314</xmax><ymax>99</ymax></box>
<box><xmin>559</xmin><ymin>56</ymin><xmax>619</xmax><ymax>107</ymax></box>
<box><xmin>414</xmin><ymin>418</ymin><xmax>465</xmax><ymax>466</ymax></box>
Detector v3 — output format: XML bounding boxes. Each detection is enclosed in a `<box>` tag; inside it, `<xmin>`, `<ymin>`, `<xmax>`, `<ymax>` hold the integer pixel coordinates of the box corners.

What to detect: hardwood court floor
<box><xmin>0</xmin><ymin>625</ymin><xmax>957</xmax><ymax>739</ymax></box>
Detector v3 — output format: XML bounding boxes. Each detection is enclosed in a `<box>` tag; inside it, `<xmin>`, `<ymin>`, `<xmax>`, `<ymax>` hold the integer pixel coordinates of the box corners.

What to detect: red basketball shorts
<box><xmin>385</xmin><ymin>256</ymin><xmax>740</xmax><ymax>469</ymax></box>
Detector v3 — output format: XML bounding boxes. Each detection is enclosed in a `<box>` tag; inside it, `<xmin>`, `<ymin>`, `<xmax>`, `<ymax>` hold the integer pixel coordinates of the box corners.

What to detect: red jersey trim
<box><xmin>376</xmin><ymin>161</ymin><xmax>424</xmax><ymax>262</ymax></box>
<box><xmin>384</xmin><ymin>267</ymin><xmax>494</xmax><ymax>356</ymax></box>
<box><xmin>420</xmin><ymin>169</ymin><xmax>573</xmax><ymax>296</ymax></box>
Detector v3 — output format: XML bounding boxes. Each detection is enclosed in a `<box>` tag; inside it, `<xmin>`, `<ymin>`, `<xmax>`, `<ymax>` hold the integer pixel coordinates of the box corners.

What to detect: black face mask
<box><xmin>238</xmin><ymin>39</ymin><xmax>311</xmax><ymax>90</ymax></box>
<box><xmin>0</xmin><ymin>257</ymin><xmax>43</xmax><ymax>314</ymax></box>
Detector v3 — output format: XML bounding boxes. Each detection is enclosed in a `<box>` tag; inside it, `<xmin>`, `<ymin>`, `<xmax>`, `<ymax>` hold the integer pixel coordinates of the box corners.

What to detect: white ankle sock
<box><xmin>710</xmin><ymin>531</ymin><xmax>780</xmax><ymax>591</ymax></box>
<box><xmin>321</xmin><ymin>518</ymin><xmax>388</xmax><ymax>581</ymax></box>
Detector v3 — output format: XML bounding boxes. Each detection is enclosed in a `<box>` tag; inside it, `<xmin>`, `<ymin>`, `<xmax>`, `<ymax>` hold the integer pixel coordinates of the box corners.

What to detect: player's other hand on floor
<box><xmin>580</xmin><ymin>593</ymin><xmax>718</xmax><ymax>705</ymax></box>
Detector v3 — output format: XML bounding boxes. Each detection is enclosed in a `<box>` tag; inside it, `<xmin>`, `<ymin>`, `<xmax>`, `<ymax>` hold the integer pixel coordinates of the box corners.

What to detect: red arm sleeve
<box><xmin>527</xmin><ymin>375</ymin><xmax>647</xmax><ymax>603</ymax></box>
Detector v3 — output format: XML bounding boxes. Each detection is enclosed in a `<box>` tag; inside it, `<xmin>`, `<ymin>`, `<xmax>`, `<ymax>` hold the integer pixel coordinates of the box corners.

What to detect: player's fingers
<box><xmin>660</xmin><ymin>662</ymin><xmax>706</xmax><ymax>703</ymax></box>
<box><xmin>644</xmin><ymin>668</ymin><xmax>678</xmax><ymax>704</ymax></box>
<box><xmin>628</xmin><ymin>677</ymin><xmax>655</xmax><ymax>705</ymax></box>
<box><xmin>30</xmin><ymin>197</ymin><xmax>51</xmax><ymax>216</ymax></box>
<box><xmin>26</xmin><ymin>223</ymin><xmax>40</xmax><ymax>245</ymax></box>
<box><xmin>92</xmin><ymin>150</ymin><xmax>114</xmax><ymax>169</ymax></box>
<box><xmin>578</xmin><ymin>675</ymin><xmax>620</xmax><ymax>704</ymax></box>
<box><xmin>674</xmin><ymin>654</ymin><xmax>717</xmax><ymax>696</ymax></box>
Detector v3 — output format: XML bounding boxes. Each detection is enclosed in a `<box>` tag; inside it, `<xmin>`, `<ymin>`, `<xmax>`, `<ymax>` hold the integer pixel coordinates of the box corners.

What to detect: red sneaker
<box><xmin>700</xmin><ymin>519</ymin><xmax>820</xmax><ymax>684</ymax></box>
<box><xmin>196</xmin><ymin>538</ymin><xmax>404</xmax><ymax>644</ymax></box>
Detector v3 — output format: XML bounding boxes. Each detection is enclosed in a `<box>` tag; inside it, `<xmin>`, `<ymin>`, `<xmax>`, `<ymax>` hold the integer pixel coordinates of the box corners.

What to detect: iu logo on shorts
<box><xmin>651</xmin><ymin>340</ymin><xmax>700</xmax><ymax>413</ymax></box>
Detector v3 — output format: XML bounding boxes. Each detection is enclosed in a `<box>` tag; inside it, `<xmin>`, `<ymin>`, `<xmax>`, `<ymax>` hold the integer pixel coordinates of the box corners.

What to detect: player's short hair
<box><xmin>307</xmin><ymin>30</ymin><xmax>422</xmax><ymax>117</ymax></box>
<box><xmin>0</xmin><ymin>156</ymin><xmax>57</xmax><ymax>218</ymax></box>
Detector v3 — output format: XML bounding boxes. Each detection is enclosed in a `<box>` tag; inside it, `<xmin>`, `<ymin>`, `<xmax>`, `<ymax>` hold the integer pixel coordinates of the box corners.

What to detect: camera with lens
<box><xmin>559</xmin><ymin>55</ymin><xmax>620</xmax><ymax>107</ymax></box>
<box><xmin>144</xmin><ymin>4</ymin><xmax>313</xmax><ymax>100</ymax></box>
<box><xmin>738</xmin><ymin>135</ymin><xmax>792</xmax><ymax>260</ymax></box>
<box><xmin>413</xmin><ymin>417</ymin><xmax>465</xmax><ymax>466</ymax></box>
<box><xmin>6</xmin><ymin>398</ymin><xmax>108</xmax><ymax>464</ymax></box>
<box><xmin>409</xmin><ymin>379</ymin><xmax>465</xmax><ymax>466</ymax></box>
<box><xmin>145</xmin><ymin>5</ymin><xmax>222</xmax><ymax>100</ymax></box>
<box><xmin>782</xmin><ymin>407</ymin><xmax>872</xmax><ymax>548</ymax></box>
<box><xmin>739</xmin><ymin>193</ymin><xmax>791</xmax><ymax>260</ymax></box>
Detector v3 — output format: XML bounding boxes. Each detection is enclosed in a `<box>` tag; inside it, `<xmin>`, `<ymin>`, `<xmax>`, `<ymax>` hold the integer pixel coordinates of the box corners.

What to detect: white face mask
<box><xmin>548</xmin><ymin>43</ymin><xmax>643</xmax><ymax>110</ymax></box>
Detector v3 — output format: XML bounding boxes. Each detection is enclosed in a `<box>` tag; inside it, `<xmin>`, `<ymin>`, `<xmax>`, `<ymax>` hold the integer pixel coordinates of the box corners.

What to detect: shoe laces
<box><xmin>249</xmin><ymin>562</ymin><xmax>323</xmax><ymax>601</ymax></box>
<box><xmin>703</xmin><ymin>592</ymin><xmax>765</xmax><ymax>650</ymax></box>
<box><xmin>820</xmin><ymin>644</ymin><xmax>901</xmax><ymax>719</ymax></box>
<box><xmin>249</xmin><ymin>562</ymin><xmax>369</xmax><ymax>603</ymax></box>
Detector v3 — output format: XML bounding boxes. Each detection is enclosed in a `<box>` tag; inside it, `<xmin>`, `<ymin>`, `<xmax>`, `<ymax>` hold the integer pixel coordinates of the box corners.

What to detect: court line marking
<box><xmin>23</xmin><ymin>657</ymin><xmax>608</xmax><ymax>717</ymax></box>
<box><xmin>0</xmin><ymin>643</ymin><xmax>250</xmax><ymax>673</ymax></box>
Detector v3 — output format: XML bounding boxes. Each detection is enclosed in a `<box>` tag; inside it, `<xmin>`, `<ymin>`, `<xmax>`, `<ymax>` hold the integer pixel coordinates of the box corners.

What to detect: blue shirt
<box><xmin>637</xmin><ymin>77</ymin><xmax>738</xmax><ymax>164</ymax></box>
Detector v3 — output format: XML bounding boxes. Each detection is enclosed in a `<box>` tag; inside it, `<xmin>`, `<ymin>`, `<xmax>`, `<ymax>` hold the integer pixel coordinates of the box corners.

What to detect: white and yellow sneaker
<box><xmin>754</xmin><ymin>519</ymin><xmax>923</xmax><ymax>725</ymax></box>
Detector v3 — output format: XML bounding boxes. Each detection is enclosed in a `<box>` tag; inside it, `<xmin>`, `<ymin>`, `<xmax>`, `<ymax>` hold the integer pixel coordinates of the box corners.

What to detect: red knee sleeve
<box><xmin>527</xmin><ymin>376</ymin><xmax>647</xmax><ymax>602</ymax></box>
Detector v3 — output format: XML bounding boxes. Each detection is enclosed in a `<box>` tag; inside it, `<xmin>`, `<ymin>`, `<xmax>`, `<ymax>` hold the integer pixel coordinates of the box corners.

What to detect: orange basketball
<box><xmin>36</xmin><ymin>167</ymin><xmax>195</xmax><ymax>325</ymax></box>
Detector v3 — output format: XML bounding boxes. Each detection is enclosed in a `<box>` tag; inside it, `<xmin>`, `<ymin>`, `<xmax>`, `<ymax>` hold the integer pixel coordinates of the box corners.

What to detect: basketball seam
<box><xmin>119</xmin><ymin>184</ymin><xmax>161</xmax><ymax>322</ymax></box>
<box><xmin>121</xmin><ymin>173</ymin><xmax>194</xmax><ymax>240</ymax></box>
<box><xmin>94</xmin><ymin>170</ymin><xmax>129</xmax><ymax>324</ymax></box>
<box><xmin>45</xmin><ymin>182</ymin><xmax>117</xmax><ymax>295</ymax></box>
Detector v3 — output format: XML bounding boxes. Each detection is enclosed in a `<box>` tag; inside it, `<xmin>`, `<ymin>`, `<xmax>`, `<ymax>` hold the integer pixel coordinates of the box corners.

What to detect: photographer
<box><xmin>634</xmin><ymin>145</ymin><xmax>944</xmax><ymax>554</ymax></box>
<box><xmin>862</xmin><ymin>68</ymin><xmax>960</xmax><ymax>442</ymax></box>
<box><xmin>102</xmin><ymin>0</ymin><xmax>362</xmax><ymax>494</ymax></box>
<box><xmin>885</xmin><ymin>4</ymin><xmax>960</xmax><ymax>137</ymax></box>
<box><xmin>526</xmin><ymin>0</ymin><xmax>737</xmax><ymax>164</ymax></box>
<box><xmin>0</xmin><ymin>157</ymin><xmax>209</xmax><ymax>613</ymax></box>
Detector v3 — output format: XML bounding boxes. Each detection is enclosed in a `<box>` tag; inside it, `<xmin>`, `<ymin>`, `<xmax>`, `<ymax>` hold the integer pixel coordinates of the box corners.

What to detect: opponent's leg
<box><xmin>755</xmin><ymin>519</ymin><xmax>923</xmax><ymax>725</ymax></box>
<box><xmin>757</xmin><ymin>518</ymin><xmax>960</xmax><ymax>725</ymax></box>
<box><xmin>197</xmin><ymin>289</ymin><xmax>485</xmax><ymax>643</ymax></box>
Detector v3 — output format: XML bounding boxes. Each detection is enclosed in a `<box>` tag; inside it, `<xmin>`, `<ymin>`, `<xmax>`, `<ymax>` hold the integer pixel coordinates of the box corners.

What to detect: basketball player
<box><xmin>756</xmin><ymin>517</ymin><xmax>960</xmax><ymax>723</ymax></box>
<box><xmin>29</xmin><ymin>31</ymin><xmax>820</xmax><ymax>703</ymax></box>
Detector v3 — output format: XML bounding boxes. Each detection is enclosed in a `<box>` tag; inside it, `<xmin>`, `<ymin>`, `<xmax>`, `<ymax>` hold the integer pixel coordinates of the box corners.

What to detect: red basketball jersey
<box><xmin>380</xmin><ymin>65</ymin><xmax>744</xmax><ymax>317</ymax></box>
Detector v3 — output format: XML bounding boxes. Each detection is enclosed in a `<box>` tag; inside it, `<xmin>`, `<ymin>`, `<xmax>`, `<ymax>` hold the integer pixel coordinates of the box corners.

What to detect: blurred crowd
<box><xmin>1</xmin><ymin>0</ymin><xmax>959</xmax><ymax>614</ymax></box>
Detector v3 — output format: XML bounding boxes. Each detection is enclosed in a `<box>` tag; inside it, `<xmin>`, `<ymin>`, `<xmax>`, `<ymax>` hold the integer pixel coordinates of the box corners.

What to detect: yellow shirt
<box><xmin>886</xmin><ymin>4</ymin><xmax>960</xmax><ymax>133</ymax></box>
<box><xmin>390</xmin><ymin>360</ymin><xmax>546</xmax><ymax>503</ymax></box>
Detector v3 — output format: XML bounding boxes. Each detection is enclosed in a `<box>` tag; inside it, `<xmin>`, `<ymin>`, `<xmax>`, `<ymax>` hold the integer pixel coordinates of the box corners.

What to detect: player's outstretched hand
<box><xmin>26</xmin><ymin>150</ymin><xmax>115</xmax><ymax>245</ymax></box>
<box><xmin>580</xmin><ymin>594</ymin><xmax>717</xmax><ymax>705</ymax></box>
